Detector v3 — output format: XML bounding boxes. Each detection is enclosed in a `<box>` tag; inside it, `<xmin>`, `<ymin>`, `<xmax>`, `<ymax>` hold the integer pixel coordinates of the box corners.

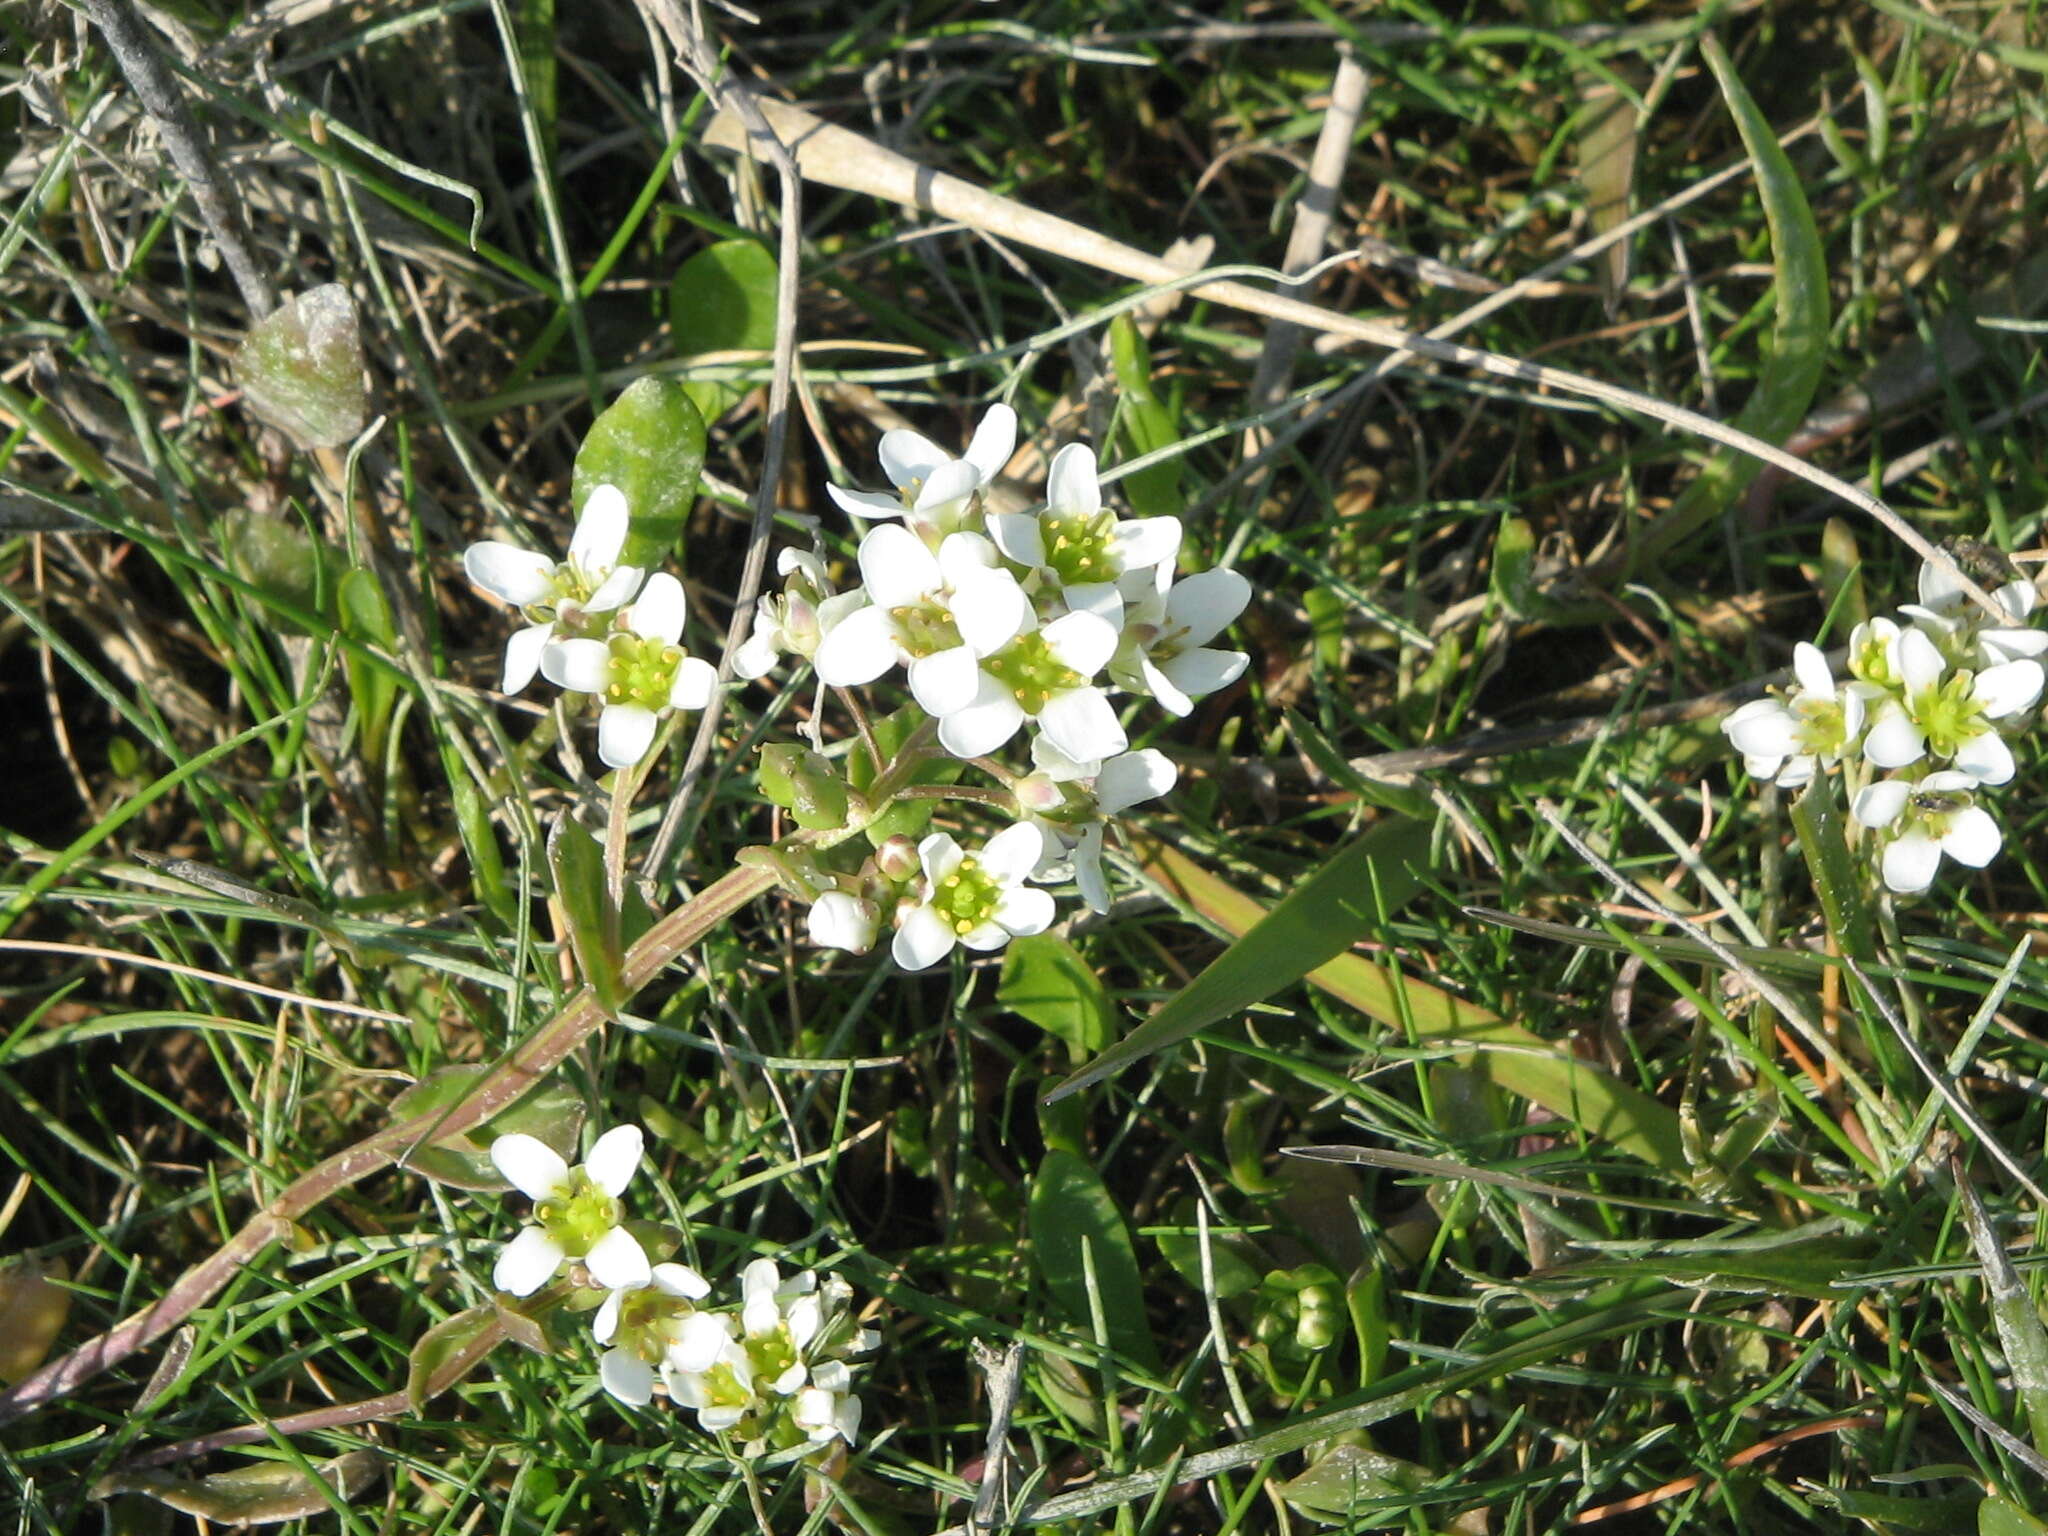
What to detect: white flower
<box><xmin>1022</xmin><ymin>745</ymin><xmax>1178</xmax><ymax>912</ymax></box>
<box><xmin>541</xmin><ymin>572</ymin><xmax>720</xmax><ymax>768</ymax></box>
<box><xmin>813</xmin><ymin>528</ymin><xmax>1030</xmax><ymax>705</ymax></box>
<box><xmin>490</xmin><ymin>1125</ymin><xmax>651</xmax><ymax>1297</ymax></box>
<box><xmin>740</xmin><ymin>1258</ymin><xmax>822</xmax><ymax>1394</ymax></box>
<box><xmin>592</xmin><ymin>1262</ymin><xmax>712</xmax><ymax>1406</ymax></box>
<box><xmin>664</xmin><ymin>1312</ymin><xmax>755</xmax><ymax>1432</ymax></box>
<box><xmin>463</xmin><ymin>485</ymin><xmax>646</xmax><ymax>692</ymax></box>
<box><xmin>892</xmin><ymin>823</ymin><xmax>1056</xmax><ymax>970</ymax></box>
<box><xmin>988</xmin><ymin>442</ymin><xmax>1180</xmax><ymax>594</ymax></box>
<box><xmin>734</xmin><ymin>549</ymin><xmax>866</xmax><ymax>681</ymax></box>
<box><xmin>1904</xmin><ymin>556</ymin><xmax>2048</xmax><ymax>667</ymax></box>
<box><xmin>793</xmin><ymin>1385</ymin><xmax>863</xmax><ymax>1445</ymax></box>
<box><xmin>936</xmin><ymin>611</ymin><xmax>1127</xmax><ymax>761</ymax></box>
<box><xmin>1851</xmin><ymin>771</ymin><xmax>2003</xmax><ymax>894</ymax></box>
<box><xmin>1861</xmin><ymin>626</ymin><xmax>2042</xmax><ymax>785</ymax></box>
<box><xmin>808</xmin><ymin>891</ymin><xmax>880</xmax><ymax>954</ymax></box>
<box><xmin>1097</xmin><ymin>566</ymin><xmax>1252</xmax><ymax>716</ymax></box>
<box><xmin>827</xmin><ymin>404</ymin><xmax>1016</xmax><ymax>543</ymax></box>
<box><xmin>1721</xmin><ymin>643</ymin><xmax>1869</xmax><ymax>787</ymax></box>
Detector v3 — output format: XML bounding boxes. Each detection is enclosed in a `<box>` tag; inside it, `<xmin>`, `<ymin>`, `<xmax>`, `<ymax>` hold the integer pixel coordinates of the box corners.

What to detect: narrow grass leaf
<box><xmin>1028</xmin><ymin>1148</ymin><xmax>1161</xmax><ymax>1372</ymax></box>
<box><xmin>547</xmin><ymin>812</ymin><xmax>622</xmax><ymax>1014</ymax></box>
<box><xmin>1108</xmin><ymin>314</ymin><xmax>1182</xmax><ymax>522</ymax></box>
<box><xmin>1955</xmin><ymin>1169</ymin><xmax>2048</xmax><ymax>1458</ymax></box>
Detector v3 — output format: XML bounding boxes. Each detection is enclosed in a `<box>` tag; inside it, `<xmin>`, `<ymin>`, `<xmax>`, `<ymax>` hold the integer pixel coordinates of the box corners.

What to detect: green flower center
<box><xmin>605</xmin><ymin>631</ymin><xmax>682</xmax><ymax>710</ymax></box>
<box><xmin>534</xmin><ymin>1171</ymin><xmax>622</xmax><ymax>1257</ymax></box>
<box><xmin>1848</xmin><ymin>633</ymin><xmax>1897</xmax><ymax>689</ymax></box>
<box><xmin>1040</xmin><ymin>511</ymin><xmax>1117</xmax><ymax>586</ymax></box>
<box><xmin>616</xmin><ymin>1289</ymin><xmax>696</xmax><ymax>1362</ymax></box>
<box><xmin>700</xmin><ymin>1359</ymin><xmax>754</xmax><ymax>1410</ymax></box>
<box><xmin>888</xmin><ymin>599</ymin><xmax>963</xmax><ymax>658</ymax></box>
<box><xmin>932</xmin><ymin>856</ymin><xmax>1003</xmax><ymax>936</ymax></box>
<box><xmin>1913</xmin><ymin>672</ymin><xmax>1988</xmax><ymax>758</ymax></box>
<box><xmin>1792</xmin><ymin>695</ymin><xmax>1850</xmax><ymax>755</ymax></box>
<box><xmin>524</xmin><ymin>562</ymin><xmax>615</xmax><ymax>636</ymax></box>
<box><xmin>983</xmin><ymin>633</ymin><xmax>1082</xmax><ymax>716</ymax></box>
<box><xmin>746</xmin><ymin>1326</ymin><xmax>800</xmax><ymax>1384</ymax></box>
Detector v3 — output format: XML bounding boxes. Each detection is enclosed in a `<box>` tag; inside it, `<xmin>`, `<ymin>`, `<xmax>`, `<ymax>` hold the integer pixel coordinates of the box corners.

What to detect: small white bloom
<box><xmin>734</xmin><ymin>549</ymin><xmax>866</xmax><ymax>681</ymax></box>
<box><xmin>1861</xmin><ymin>626</ymin><xmax>2041</xmax><ymax>785</ymax></box>
<box><xmin>1904</xmin><ymin>556</ymin><xmax>2048</xmax><ymax>669</ymax></box>
<box><xmin>813</xmin><ymin>528</ymin><xmax>1030</xmax><ymax>702</ymax></box>
<box><xmin>793</xmin><ymin>1386</ymin><xmax>862</xmax><ymax>1445</ymax></box>
<box><xmin>808</xmin><ymin>891</ymin><xmax>880</xmax><ymax>954</ymax></box>
<box><xmin>1851</xmin><ymin>771</ymin><xmax>2003</xmax><ymax>894</ymax></box>
<box><xmin>1023</xmin><ymin>746</ymin><xmax>1178</xmax><ymax>912</ymax></box>
<box><xmin>490</xmin><ymin>1125</ymin><xmax>650</xmax><ymax>1297</ymax></box>
<box><xmin>988</xmin><ymin>442</ymin><xmax>1181</xmax><ymax>594</ymax></box>
<box><xmin>892</xmin><ymin>823</ymin><xmax>1056</xmax><ymax>970</ymax></box>
<box><xmin>592</xmin><ymin>1262</ymin><xmax>713</xmax><ymax>1406</ymax></box>
<box><xmin>1721</xmin><ymin>643</ymin><xmax>1869</xmax><ymax>787</ymax></box>
<box><xmin>827</xmin><ymin>404</ymin><xmax>1016</xmax><ymax>543</ymax></box>
<box><xmin>664</xmin><ymin>1312</ymin><xmax>756</xmax><ymax>1432</ymax></box>
<box><xmin>463</xmin><ymin>485</ymin><xmax>646</xmax><ymax>692</ymax></box>
<box><xmin>541</xmin><ymin>572</ymin><xmax>720</xmax><ymax>768</ymax></box>
<box><xmin>936</xmin><ymin>610</ymin><xmax>1127</xmax><ymax>761</ymax></box>
<box><xmin>1103</xmin><ymin>566</ymin><xmax>1252</xmax><ymax>716</ymax></box>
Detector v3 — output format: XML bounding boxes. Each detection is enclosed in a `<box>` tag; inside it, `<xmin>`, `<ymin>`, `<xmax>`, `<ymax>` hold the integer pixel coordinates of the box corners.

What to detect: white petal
<box><xmin>492</xmin><ymin>1134</ymin><xmax>570</xmax><ymax>1200</ymax></box>
<box><xmin>584</xmin><ymin>1125</ymin><xmax>644</xmax><ymax>1197</ymax></box>
<box><xmin>808</xmin><ymin>891</ymin><xmax>878</xmax><ymax>953</ymax></box>
<box><xmin>502</xmin><ymin>624</ymin><xmax>552</xmax><ymax>694</ymax></box>
<box><xmin>1791</xmin><ymin>642</ymin><xmax>1834</xmax><ymax>698</ymax></box>
<box><xmin>584</xmin><ymin>564</ymin><xmax>645</xmax><ymax>614</ymax></box>
<box><xmin>1062</xmin><ymin>581</ymin><xmax>1124</xmax><ymax>628</ymax></box>
<box><xmin>773</xmin><ymin>1362</ymin><xmax>808</xmax><ymax>1396</ymax></box>
<box><xmin>669</xmin><ymin>657</ymin><xmax>718</xmax><ymax>711</ymax></box>
<box><xmin>1893</xmin><ymin>627</ymin><xmax>1947</xmax><ymax>693</ymax></box>
<box><xmin>910</xmin><ymin>647</ymin><xmax>982</xmax><ymax>716</ymax></box>
<box><xmin>1998</xmin><ymin>579</ymin><xmax>2040</xmax><ymax>621</ymax></box>
<box><xmin>835</xmin><ymin>1395</ymin><xmax>863</xmax><ymax>1444</ymax></box>
<box><xmin>914</xmin><ymin>458</ymin><xmax>981</xmax><ymax>515</ymax></box>
<box><xmin>1072</xmin><ymin>824</ymin><xmax>1109</xmax><ymax>913</ymax></box>
<box><xmin>858</xmin><ymin>523</ymin><xmax>942</xmax><ymax>607</ymax></box>
<box><xmin>1096</xmin><ymin>749</ymin><xmax>1176</xmax><ymax>812</ymax></box>
<box><xmin>1772</xmin><ymin>755</ymin><xmax>1817</xmax><ymax>789</ymax></box>
<box><xmin>1862</xmin><ymin>711</ymin><xmax>1926</xmax><ymax>770</ymax></box>
<box><xmin>542</xmin><ymin>637</ymin><xmax>611</xmax><ymax>694</ymax></box>
<box><xmin>597</xmin><ymin>705</ymin><xmax>660</xmax><ymax>769</ymax></box>
<box><xmin>785</xmin><ymin>1295</ymin><xmax>821</xmax><ymax>1350</ymax></box>
<box><xmin>1973</xmin><ymin>659</ymin><xmax>2044</xmax><ymax>718</ymax></box>
<box><xmin>1039</xmin><ymin>687</ymin><xmax>1128</xmax><ymax>761</ymax></box>
<box><xmin>733</xmin><ymin>624</ymin><xmax>781</xmax><ymax>681</ymax></box>
<box><xmin>891</xmin><ymin>905</ymin><xmax>957</xmax><ymax>970</ymax></box>
<box><xmin>1918</xmin><ymin>556</ymin><xmax>1965</xmax><ymax>608</ymax></box>
<box><xmin>1047</xmin><ymin>441</ymin><xmax>1101</xmax><ymax>517</ymax></box>
<box><xmin>1982</xmin><ymin>628</ymin><xmax>2048</xmax><ymax>663</ymax></box>
<box><xmin>988</xmin><ymin>511</ymin><xmax>1046</xmax><ymax>569</ymax></box>
<box><xmin>1139</xmin><ymin>655</ymin><xmax>1195</xmax><ymax>717</ymax></box>
<box><xmin>918</xmin><ymin>832</ymin><xmax>965</xmax><ymax>884</ymax></box>
<box><xmin>937</xmin><ymin>531</ymin><xmax>1000</xmax><ymax>580</ymax></box>
<box><xmin>877</xmin><ymin>428</ymin><xmax>948</xmax><ymax>489</ymax></box>
<box><xmin>965</xmin><ymin>403</ymin><xmax>1017</xmax><ymax>481</ymax></box>
<box><xmin>813</xmin><ymin>605</ymin><xmax>902</xmax><ymax>687</ymax></box>
<box><xmin>778</xmin><ymin>547</ymin><xmax>826</xmax><ymax>583</ymax></box>
<box><xmin>600</xmin><ymin>1347</ymin><xmax>656</xmax><ymax>1406</ymax></box>
<box><xmin>593</xmin><ymin>1288</ymin><xmax>626</xmax><ymax>1344</ymax></box>
<box><xmin>1110</xmin><ymin>517</ymin><xmax>1182</xmax><ymax>574</ymax></box>
<box><xmin>1882</xmin><ymin>833</ymin><xmax>1941</xmax><ymax>895</ymax></box>
<box><xmin>937</xmin><ymin>684</ymin><xmax>1027</xmax><ymax>757</ymax></box>
<box><xmin>570</xmin><ymin>485</ymin><xmax>631</xmax><ymax>569</ymax></box>
<box><xmin>1165</xmin><ymin>568</ymin><xmax>1252</xmax><ymax>646</ymax></box>
<box><xmin>1953</xmin><ymin>729</ymin><xmax>2015</xmax><ymax>786</ymax></box>
<box><xmin>827</xmin><ymin>483</ymin><xmax>906</xmax><ymax>520</ymax></box>
<box><xmin>696</xmin><ymin>1404</ymin><xmax>748</xmax><ymax>1432</ymax></box>
<box><xmin>952</xmin><ymin>572</ymin><xmax>1031</xmax><ymax>655</ymax></box>
<box><xmin>1723</xmin><ymin>700</ymin><xmax>1798</xmax><ymax>759</ymax></box>
<box><xmin>1851</xmin><ymin>780</ymin><xmax>1909</xmax><ymax>829</ymax></box>
<box><xmin>811</xmin><ymin>1360</ymin><xmax>852</xmax><ymax>1393</ymax></box>
<box><xmin>1159</xmin><ymin>647</ymin><xmax>1249</xmax><ymax>701</ymax></box>
<box><xmin>1942</xmin><ymin>807</ymin><xmax>2002</xmax><ymax>867</ymax></box>
<box><xmin>980</xmin><ymin>821</ymin><xmax>1047</xmax><ymax>883</ymax></box>
<box><xmin>625</xmin><ymin>572</ymin><xmax>688</xmax><ymax>645</ymax></box>
<box><xmin>1041</xmin><ymin>611</ymin><xmax>1119</xmax><ymax>678</ymax></box>
<box><xmin>465</xmin><ymin>542</ymin><xmax>554</xmax><ymax>605</ymax></box>
<box><xmin>957</xmin><ymin>919</ymin><xmax>1015</xmax><ymax>952</ymax></box>
<box><xmin>993</xmin><ymin>885</ymin><xmax>1056</xmax><ymax>937</ymax></box>
<box><xmin>1031</xmin><ymin>735</ymin><xmax>1095</xmax><ymax>781</ymax></box>
<box><xmin>586</xmin><ymin>1227</ymin><xmax>652</xmax><ymax>1290</ymax></box>
<box><xmin>652</xmin><ymin>1262</ymin><xmax>712</xmax><ymax>1299</ymax></box>
<box><xmin>670</xmin><ymin>1312</ymin><xmax>737</xmax><ymax>1374</ymax></box>
<box><xmin>493</xmin><ymin>1225</ymin><xmax>565</xmax><ymax>1296</ymax></box>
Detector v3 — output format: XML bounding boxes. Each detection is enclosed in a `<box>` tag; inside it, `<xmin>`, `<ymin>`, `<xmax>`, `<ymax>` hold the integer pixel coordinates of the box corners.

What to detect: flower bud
<box><xmin>873</xmin><ymin>835</ymin><xmax>921</xmax><ymax>884</ymax></box>
<box><xmin>808</xmin><ymin>892</ymin><xmax>879</xmax><ymax>954</ymax></box>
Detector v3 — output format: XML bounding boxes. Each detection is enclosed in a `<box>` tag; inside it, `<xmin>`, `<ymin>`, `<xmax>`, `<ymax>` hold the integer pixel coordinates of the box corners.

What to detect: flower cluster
<box><xmin>741</xmin><ymin>405</ymin><xmax>1250</xmax><ymax>962</ymax></box>
<box><xmin>1723</xmin><ymin>553</ymin><xmax>2044</xmax><ymax>893</ymax></box>
<box><xmin>488</xmin><ymin>1126</ymin><xmax>875</xmax><ymax>1454</ymax></box>
<box><xmin>464</xmin><ymin>486</ymin><xmax>718</xmax><ymax>770</ymax></box>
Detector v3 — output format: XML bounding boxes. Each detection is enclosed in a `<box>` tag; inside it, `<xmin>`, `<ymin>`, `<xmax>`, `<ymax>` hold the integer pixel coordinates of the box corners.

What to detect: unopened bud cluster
<box><xmin>1723</xmin><ymin>553</ymin><xmax>2044</xmax><ymax>893</ymax></box>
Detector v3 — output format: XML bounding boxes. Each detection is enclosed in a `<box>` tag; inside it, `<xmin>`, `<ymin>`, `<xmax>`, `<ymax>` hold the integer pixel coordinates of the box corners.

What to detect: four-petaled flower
<box><xmin>542</xmin><ymin>572</ymin><xmax>720</xmax><ymax>769</ymax></box>
<box><xmin>1861</xmin><ymin>626</ymin><xmax>2042</xmax><ymax>785</ymax></box>
<box><xmin>491</xmin><ymin>1125</ymin><xmax>651</xmax><ymax>1297</ymax></box>
<box><xmin>892</xmin><ymin>823</ymin><xmax>1055</xmax><ymax>970</ymax></box>
<box><xmin>936</xmin><ymin>610</ymin><xmax>1127</xmax><ymax>761</ymax></box>
<box><xmin>1721</xmin><ymin>642</ymin><xmax>1870</xmax><ymax>788</ymax></box>
<box><xmin>1852</xmin><ymin>771</ymin><xmax>2003</xmax><ymax>894</ymax></box>
<box><xmin>593</xmin><ymin>1262</ymin><xmax>712</xmax><ymax>1405</ymax></box>
<box><xmin>989</xmin><ymin>442</ymin><xmax>1180</xmax><ymax>596</ymax></box>
<box><xmin>463</xmin><ymin>484</ymin><xmax>645</xmax><ymax>692</ymax></box>
<box><xmin>1100</xmin><ymin>566</ymin><xmax>1253</xmax><ymax>716</ymax></box>
<box><xmin>827</xmin><ymin>404</ymin><xmax>1017</xmax><ymax>545</ymax></box>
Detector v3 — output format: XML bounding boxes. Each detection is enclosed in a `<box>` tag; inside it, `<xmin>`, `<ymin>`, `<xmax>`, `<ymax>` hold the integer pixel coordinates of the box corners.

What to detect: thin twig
<box><xmin>636</xmin><ymin>0</ymin><xmax>804</xmax><ymax>883</ymax></box>
<box><xmin>81</xmin><ymin>0</ymin><xmax>277</xmax><ymax>317</ymax></box>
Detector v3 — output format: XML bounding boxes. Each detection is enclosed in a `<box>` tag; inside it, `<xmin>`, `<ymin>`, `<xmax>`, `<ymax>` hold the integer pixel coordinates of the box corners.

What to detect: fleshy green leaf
<box><xmin>1000</xmin><ymin>934</ymin><xmax>1111</xmax><ymax>1062</ymax></box>
<box><xmin>338</xmin><ymin>568</ymin><xmax>400</xmax><ymax>773</ymax></box>
<box><xmin>1153</xmin><ymin>1196</ymin><xmax>1262</xmax><ymax>1301</ymax></box>
<box><xmin>1275</xmin><ymin>1442</ymin><xmax>1429</xmax><ymax>1525</ymax></box>
<box><xmin>547</xmin><ymin>812</ymin><xmax>622</xmax><ymax>1014</ymax></box>
<box><xmin>388</xmin><ymin>1066</ymin><xmax>584</xmax><ymax>1190</ymax></box>
<box><xmin>95</xmin><ymin>1449</ymin><xmax>382</xmax><ymax>1524</ymax></box>
<box><xmin>234</xmin><ymin>285</ymin><xmax>368</xmax><ymax>449</ymax></box>
<box><xmin>405</xmin><ymin>1305</ymin><xmax>500</xmax><ymax>1412</ymax></box>
<box><xmin>1028</xmin><ymin>1148</ymin><xmax>1160</xmax><ymax>1372</ymax></box>
<box><xmin>1983</xmin><ymin>1496</ymin><xmax>2048</xmax><ymax>1536</ymax></box>
<box><xmin>572</xmin><ymin>377</ymin><xmax>707</xmax><ymax>570</ymax></box>
<box><xmin>669</xmin><ymin>239</ymin><xmax>778</xmax><ymax>423</ymax></box>
<box><xmin>218</xmin><ymin>509</ymin><xmax>333</xmax><ymax>631</ymax></box>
